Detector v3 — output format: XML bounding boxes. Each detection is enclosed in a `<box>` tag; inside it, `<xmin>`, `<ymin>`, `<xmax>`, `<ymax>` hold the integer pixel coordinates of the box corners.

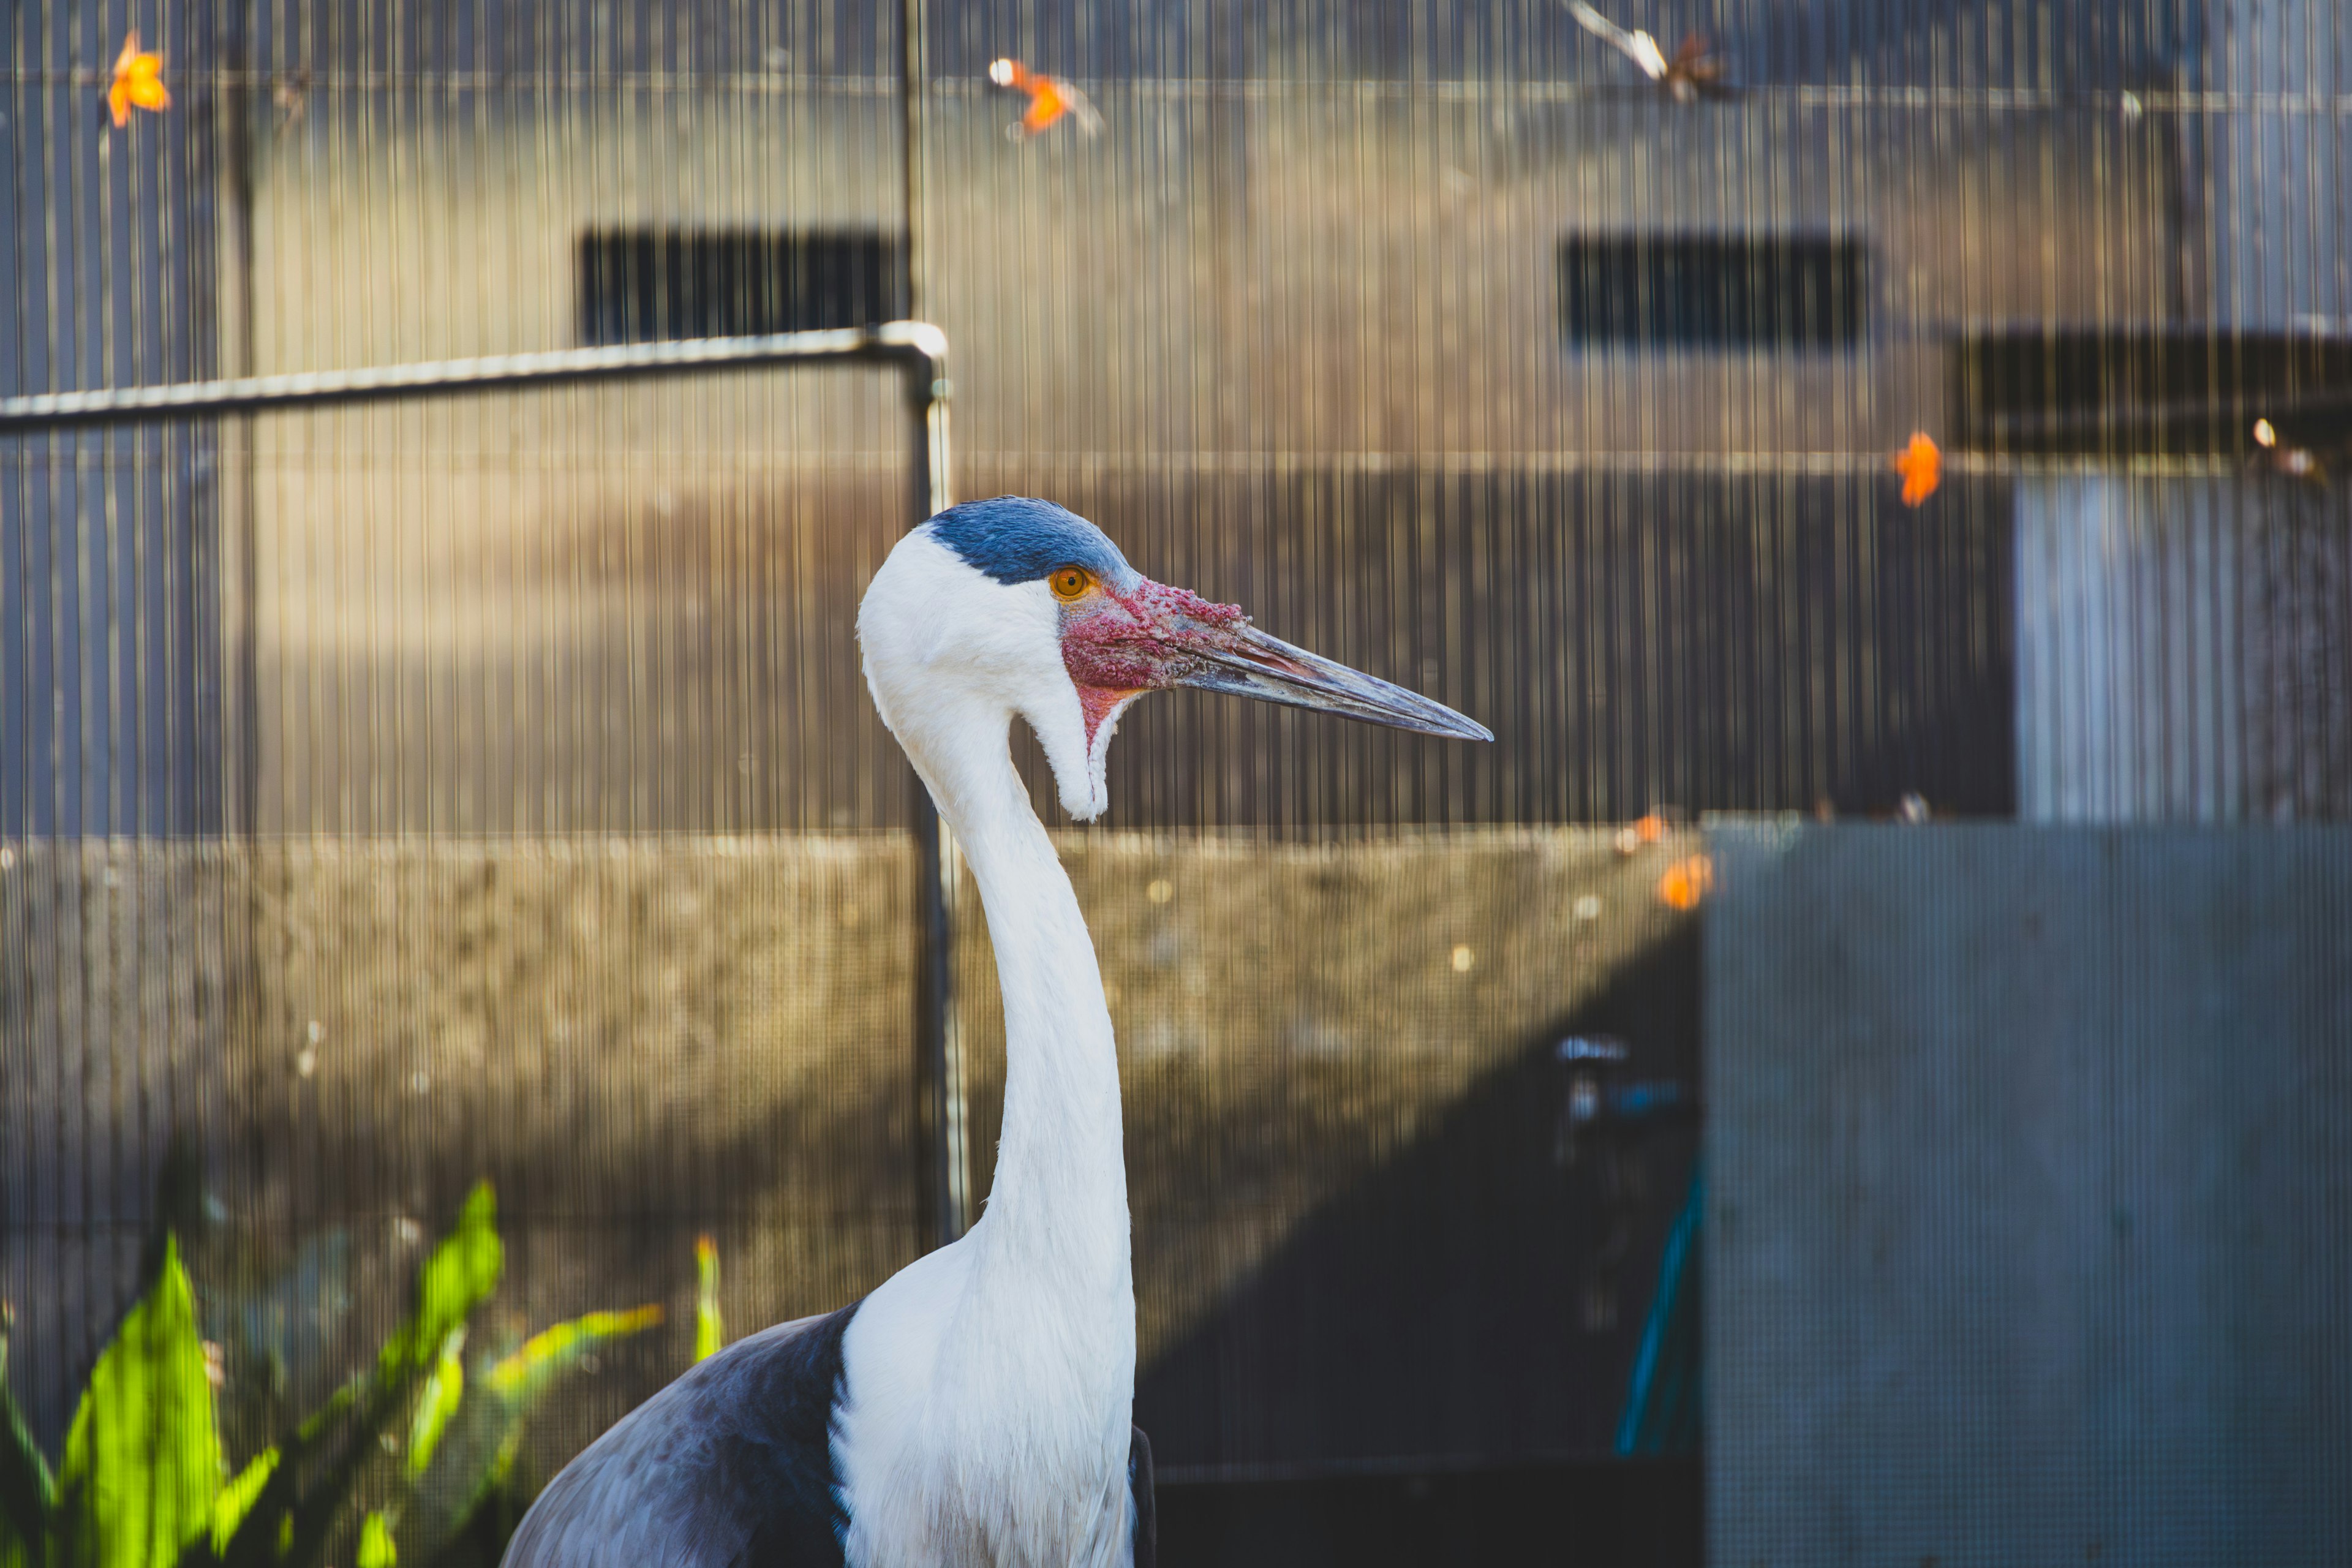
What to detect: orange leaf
<box><xmin>1657</xmin><ymin>855</ymin><xmax>1713</xmax><ymax>911</ymax></box>
<box><xmin>125</xmin><ymin>68</ymin><xmax>170</xmax><ymax>111</ymax></box>
<box><xmin>1890</xmin><ymin>431</ymin><xmax>1940</xmax><ymax>507</ymax></box>
<box><xmin>106</xmin><ymin>31</ymin><xmax>168</xmax><ymax>127</ymax></box>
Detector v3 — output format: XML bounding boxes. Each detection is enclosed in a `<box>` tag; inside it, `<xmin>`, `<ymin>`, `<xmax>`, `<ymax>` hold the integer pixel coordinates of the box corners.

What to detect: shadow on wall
<box><xmin>1156</xmin><ymin>1458</ymin><xmax>1700</xmax><ymax>1568</ymax></box>
<box><xmin>1136</xmin><ymin>922</ymin><xmax>1702</xmax><ymax>1478</ymax></box>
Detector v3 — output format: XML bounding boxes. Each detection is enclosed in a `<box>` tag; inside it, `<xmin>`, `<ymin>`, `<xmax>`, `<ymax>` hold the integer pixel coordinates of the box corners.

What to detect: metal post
<box><xmin>910</xmin><ymin>411</ymin><xmax>971</xmax><ymax>1248</ymax></box>
<box><xmin>221</xmin><ymin>13</ymin><xmax>261</xmax><ymax>839</ymax></box>
<box><xmin>899</xmin><ymin>0</ymin><xmax>968</xmax><ymax>1251</ymax></box>
<box><xmin>900</xmin><ymin>0</ymin><xmax>929</xmax><ymax>330</ymax></box>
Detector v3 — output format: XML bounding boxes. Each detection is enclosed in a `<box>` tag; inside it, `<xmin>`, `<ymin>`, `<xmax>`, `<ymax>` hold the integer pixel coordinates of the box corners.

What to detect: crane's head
<box><xmin>859</xmin><ymin>497</ymin><xmax>1491</xmax><ymax>821</ymax></box>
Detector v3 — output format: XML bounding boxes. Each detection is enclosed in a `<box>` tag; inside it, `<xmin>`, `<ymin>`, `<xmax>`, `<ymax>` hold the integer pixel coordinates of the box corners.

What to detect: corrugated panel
<box><xmin>2017</xmin><ymin>475</ymin><xmax>2351</xmax><ymax>822</ymax></box>
<box><xmin>2</xmin><ymin>0</ymin><xmax>2349</xmax><ymax>1544</ymax></box>
<box><xmin>1707</xmin><ymin>821</ymin><xmax>2352</xmax><ymax>1567</ymax></box>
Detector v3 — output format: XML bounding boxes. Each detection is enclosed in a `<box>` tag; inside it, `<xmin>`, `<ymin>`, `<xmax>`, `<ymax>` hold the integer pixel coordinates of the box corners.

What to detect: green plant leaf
<box><xmin>0</xmin><ymin>1305</ymin><xmax>42</xmax><ymax>1568</ymax></box>
<box><xmin>353</xmin><ymin>1513</ymin><xmax>394</xmax><ymax>1568</ymax></box>
<box><xmin>396</xmin><ymin>1302</ymin><xmax>663</xmax><ymax>1556</ymax></box>
<box><xmin>247</xmin><ymin>1187</ymin><xmax>502</xmax><ymax>1568</ymax></box>
<box><xmin>483</xmin><ymin>1307</ymin><xmax>663</xmax><ymax>1408</ymax></box>
<box><xmin>206</xmin><ymin>1449</ymin><xmax>276</xmax><ymax>1557</ymax></box>
<box><xmin>404</xmin><ymin>1330</ymin><xmax>465</xmax><ymax>1479</ymax></box>
<box><xmin>55</xmin><ymin>1235</ymin><xmax>224</xmax><ymax>1568</ymax></box>
<box><xmin>212</xmin><ymin>1366</ymin><xmax>374</xmax><ymax>1568</ymax></box>
<box><xmin>693</xmin><ymin>1236</ymin><xmax>724</xmax><ymax>1363</ymax></box>
<box><xmin>0</xmin><ymin>1371</ymin><xmax>55</xmax><ymax>1553</ymax></box>
<box><xmin>380</xmin><ymin>1186</ymin><xmax>502</xmax><ymax>1379</ymax></box>
<box><xmin>1</xmin><ymin>1491</ymin><xmax>34</xmax><ymax>1568</ymax></box>
<box><xmin>290</xmin><ymin>1379</ymin><xmax>360</xmax><ymax>1449</ymax></box>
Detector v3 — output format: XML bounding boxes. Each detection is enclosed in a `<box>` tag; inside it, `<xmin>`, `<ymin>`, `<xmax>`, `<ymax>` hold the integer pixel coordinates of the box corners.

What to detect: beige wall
<box><xmin>241</xmin><ymin>83</ymin><xmax>2187</xmax><ymax>455</ymax></box>
<box><xmin>225</xmin><ymin>79</ymin><xmax>2179</xmax><ymax>829</ymax></box>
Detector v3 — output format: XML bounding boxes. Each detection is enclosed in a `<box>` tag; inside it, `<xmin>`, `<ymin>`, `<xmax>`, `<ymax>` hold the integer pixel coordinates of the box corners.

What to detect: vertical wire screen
<box><xmin>4</xmin><ymin>0</ymin><xmax>2348</xmax><ymax>1545</ymax></box>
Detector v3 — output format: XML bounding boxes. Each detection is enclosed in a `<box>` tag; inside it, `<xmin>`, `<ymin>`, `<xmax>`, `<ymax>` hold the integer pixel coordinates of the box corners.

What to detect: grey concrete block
<box><xmin>1708</xmin><ymin>822</ymin><xmax>2352</xmax><ymax>1568</ymax></box>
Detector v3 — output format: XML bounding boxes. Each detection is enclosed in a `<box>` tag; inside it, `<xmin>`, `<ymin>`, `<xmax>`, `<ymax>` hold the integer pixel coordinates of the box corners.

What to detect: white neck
<box><xmin>908</xmin><ymin>703</ymin><xmax>1132</xmax><ymax>1312</ymax></box>
<box><xmin>839</xmin><ymin>537</ymin><xmax>1140</xmax><ymax>1564</ymax></box>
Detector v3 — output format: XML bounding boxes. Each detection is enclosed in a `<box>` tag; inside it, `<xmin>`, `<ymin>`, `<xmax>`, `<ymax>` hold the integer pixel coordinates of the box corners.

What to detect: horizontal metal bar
<box><xmin>0</xmin><ymin>322</ymin><xmax>950</xmax><ymax>432</ymax></box>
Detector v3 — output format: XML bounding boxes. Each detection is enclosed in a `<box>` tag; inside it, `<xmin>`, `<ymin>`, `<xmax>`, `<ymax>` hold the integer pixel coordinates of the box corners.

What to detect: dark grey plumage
<box><xmin>501</xmin><ymin>1301</ymin><xmax>1159</xmax><ymax>1566</ymax></box>
<box><xmin>1126</xmin><ymin>1427</ymin><xmax>1157</xmax><ymax>1568</ymax></box>
<box><xmin>502</xmin><ymin>1306</ymin><xmax>858</xmax><ymax>1567</ymax></box>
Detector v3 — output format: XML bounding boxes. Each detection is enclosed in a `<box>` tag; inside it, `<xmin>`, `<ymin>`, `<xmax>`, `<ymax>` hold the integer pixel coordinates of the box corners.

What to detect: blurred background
<box><xmin>2</xmin><ymin>1</ymin><xmax>2348</xmax><ymax>1564</ymax></box>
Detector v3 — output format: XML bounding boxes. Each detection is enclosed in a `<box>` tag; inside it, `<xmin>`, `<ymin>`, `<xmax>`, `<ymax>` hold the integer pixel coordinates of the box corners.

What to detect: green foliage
<box><xmin>214</xmin><ymin>1184</ymin><xmax>505</xmax><ymax>1568</ymax></box>
<box><xmin>4</xmin><ymin>1183</ymin><xmax>683</xmax><ymax>1568</ymax></box>
<box><xmin>207</xmin><ymin>1450</ymin><xmax>276</xmax><ymax>1557</ymax></box>
<box><xmin>405</xmin><ymin>1332</ymin><xmax>466</xmax><ymax>1479</ymax></box>
<box><xmin>355</xmin><ymin>1513</ymin><xmax>396</xmax><ymax>1568</ymax></box>
<box><xmin>398</xmin><ymin>1302</ymin><xmax>665</xmax><ymax>1548</ymax></box>
<box><xmin>291</xmin><ymin>1382</ymin><xmax>357</xmax><ymax>1449</ymax></box>
<box><xmin>55</xmin><ymin>1237</ymin><xmax>224</xmax><ymax>1568</ymax></box>
<box><xmin>693</xmin><ymin>1237</ymin><xmax>725</xmax><ymax>1363</ymax></box>
<box><xmin>483</xmin><ymin>1309</ymin><xmax>664</xmax><ymax>1409</ymax></box>
<box><xmin>381</xmin><ymin>1186</ymin><xmax>503</xmax><ymax>1381</ymax></box>
<box><xmin>0</xmin><ymin>1312</ymin><xmax>56</xmax><ymax>1561</ymax></box>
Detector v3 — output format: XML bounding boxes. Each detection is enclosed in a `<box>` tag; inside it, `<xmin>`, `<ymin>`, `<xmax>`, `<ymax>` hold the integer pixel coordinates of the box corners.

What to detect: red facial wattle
<box><xmin>1058</xmin><ymin>579</ymin><xmax>1248</xmax><ymax>747</ymax></box>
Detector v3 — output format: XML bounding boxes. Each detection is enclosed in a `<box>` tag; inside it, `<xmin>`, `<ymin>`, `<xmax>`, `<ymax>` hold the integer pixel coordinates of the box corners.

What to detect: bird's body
<box><xmin>1567</xmin><ymin>2</ymin><xmax>1731</xmax><ymax>102</ymax></box>
<box><xmin>503</xmin><ymin>1313</ymin><xmax>858</xmax><ymax>1566</ymax></box>
<box><xmin>503</xmin><ymin>499</ymin><xmax>1485</xmax><ymax>1566</ymax></box>
<box><xmin>988</xmin><ymin>58</ymin><xmax>1103</xmax><ymax>139</ymax></box>
<box><xmin>504</xmin><ymin>1306</ymin><xmax>1153</xmax><ymax>1568</ymax></box>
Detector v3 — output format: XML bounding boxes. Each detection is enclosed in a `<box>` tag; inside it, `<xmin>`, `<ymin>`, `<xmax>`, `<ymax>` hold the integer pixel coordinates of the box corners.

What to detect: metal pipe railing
<box><xmin>0</xmin><ymin>322</ymin><xmax>948</xmax><ymax>430</ymax></box>
<box><xmin>0</xmin><ymin>319</ymin><xmax>968</xmax><ymax>1262</ymax></box>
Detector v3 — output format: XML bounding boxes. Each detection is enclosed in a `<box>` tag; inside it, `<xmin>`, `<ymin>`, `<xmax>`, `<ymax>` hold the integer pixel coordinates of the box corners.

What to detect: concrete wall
<box><xmin>1708</xmin><ymin>821</ymin><xmax>2352</xmax><ymax>1567</ymax></box>
<box><xmin>1</xmin><ymin>826</ymin><xmax>1697</xmax><ymax>1482</ymax></box>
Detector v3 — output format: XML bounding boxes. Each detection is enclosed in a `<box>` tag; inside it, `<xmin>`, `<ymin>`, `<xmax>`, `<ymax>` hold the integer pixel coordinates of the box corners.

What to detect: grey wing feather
<box><xmin>1128</xmin><ymin>1425</ymin><xmax>1156</xmax><ymax>1568</ymax></box>
<box><xmin>1568</xmin><ymin>2</ymin><xmax>1638</xmax><ymax>54</ymax></box>
<box><xmin>502</xmin><ymin>1306</ymin><xmax>858</xmax><ymax>1568</ymax></box>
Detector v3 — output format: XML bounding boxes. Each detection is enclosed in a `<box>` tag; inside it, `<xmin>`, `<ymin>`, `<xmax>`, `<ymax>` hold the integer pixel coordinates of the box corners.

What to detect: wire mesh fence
<box><xmin>3</xmin><ymin>0</ymin><xmax>2348</xmax><ymax>1559</ymax></box>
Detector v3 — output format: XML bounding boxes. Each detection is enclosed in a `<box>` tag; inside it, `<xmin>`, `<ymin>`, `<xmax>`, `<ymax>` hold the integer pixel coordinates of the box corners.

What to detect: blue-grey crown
<box><xmin>925</xmin><ymin>497</ymin><xmax>1139</xmax><ymax>589</ymax></box>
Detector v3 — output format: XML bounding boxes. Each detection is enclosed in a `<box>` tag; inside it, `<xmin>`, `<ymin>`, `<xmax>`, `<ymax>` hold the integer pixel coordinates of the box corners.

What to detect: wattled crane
<box><xmin>502</xmin><ymin>497</ymin><xmax>1490</xmax><ymax>1567</ymax></box>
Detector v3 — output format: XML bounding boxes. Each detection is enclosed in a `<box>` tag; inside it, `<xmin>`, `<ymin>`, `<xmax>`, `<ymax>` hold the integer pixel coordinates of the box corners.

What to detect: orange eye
<box><xmin>1049</xmin><ymin>566</ymin><xmax>1095</xmax><ymax>601</ymax></box>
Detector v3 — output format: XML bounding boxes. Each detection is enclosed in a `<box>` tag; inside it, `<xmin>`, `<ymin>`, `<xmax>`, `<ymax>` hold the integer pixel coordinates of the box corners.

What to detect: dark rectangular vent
<box><xmin>1558</xmin><ymin>233</ymin><xmax>1870</xmax><ymax>350</ymax></box>
<box><xmin>576</xmin><ymin>228</ymin><xmax>905</xmax><ymax>344</ymax></box>
<box><xmin>1949</xmin><ymin>330</ymin><xmax>2352</xmax><ymax>456</ymax></box>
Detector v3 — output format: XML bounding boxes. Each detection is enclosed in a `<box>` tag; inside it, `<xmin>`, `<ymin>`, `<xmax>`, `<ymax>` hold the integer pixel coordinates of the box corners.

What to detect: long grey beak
<box><xmin>1173</xmin><ymin>624</ymin><xmax>1493</xmax><ymax>742</ymax></box>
